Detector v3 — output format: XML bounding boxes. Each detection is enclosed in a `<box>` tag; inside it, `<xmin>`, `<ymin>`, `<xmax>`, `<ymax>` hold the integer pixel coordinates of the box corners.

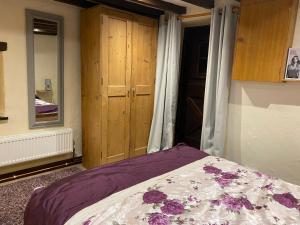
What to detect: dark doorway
<box><xmin>175</xmin><ymin>25</ymin><xmax>210</xmax><ymax>149</ymax></box>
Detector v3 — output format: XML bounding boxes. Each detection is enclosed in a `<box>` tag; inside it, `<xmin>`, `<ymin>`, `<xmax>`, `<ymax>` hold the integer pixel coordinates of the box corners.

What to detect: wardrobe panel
<box><xmin>134</xmin><ymin>95</ymin><xmax>151</xmax><ymax>148</ymax></box>
<box><xmin>136</xmin><ymin>25</ymin><xmax>152</xmax><ymax>85</ymax></box>
<box><xmin>101</xmin><ymin>13</ymin><xmax>132</xmax><ymax>164</ymax></box>
<box><xmin>81</xmin><ymin>7</ymin><xmax>101</xmax><ymax>168</ymax></box>
<box><xmin>108</xmin><ymin>17</ymin><xmax>127</xmax><ymax>86</ymax></box>
<box><xmin>130</xmin><ymin>16</ymin><xmax>158</xmax><ymax>157</ymax></box>
<box><xmin>107</xmin><ymin>97</ymin><xmax>126</xmax><ymax>158</ymax></box>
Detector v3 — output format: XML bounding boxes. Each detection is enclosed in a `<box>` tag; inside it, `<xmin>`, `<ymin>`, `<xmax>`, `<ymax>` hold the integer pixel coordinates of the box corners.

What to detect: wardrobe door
<box><xmin>101</xmin><ymin>12</ymin><xmax>132</xmax><ymax>164</ymax></box>
<box><xmin>130</xmin><ymin>16</ymin><xmax>158</xmax><ymax>157</ymax></box>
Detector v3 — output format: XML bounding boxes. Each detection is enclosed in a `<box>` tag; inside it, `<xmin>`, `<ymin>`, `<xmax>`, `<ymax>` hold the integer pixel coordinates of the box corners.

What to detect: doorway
<box><xmin>175</xmin><ymin>25</ymin><xmax>210</xmax><ymax>148</ymax></box>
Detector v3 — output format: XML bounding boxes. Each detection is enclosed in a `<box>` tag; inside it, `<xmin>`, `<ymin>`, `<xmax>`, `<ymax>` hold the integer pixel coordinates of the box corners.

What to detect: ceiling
<box><xmin>164</xmin><ymin>0</ymin><xmax>206</xmax><ymax>9</ymax></box>
<box><xmin>55</xmin><ymin>0</ymin><xmax>215</xmax><ymax>17</ymax></box>
<box><xmin>163</xmin><ymin>0</ymin><xmax>211</xmax><ymax>14</ymax></box>
<box><xmin>164</xmin><ymin>0</ymin><xmax>212</xmax><ymax>8</ymax></box>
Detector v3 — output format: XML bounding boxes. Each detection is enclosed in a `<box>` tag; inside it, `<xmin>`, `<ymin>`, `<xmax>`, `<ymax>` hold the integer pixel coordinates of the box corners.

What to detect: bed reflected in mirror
<box><xmin>26</xmin><ymin>10</ymin><xmax>64</xmax><ymax>128</ymax></box>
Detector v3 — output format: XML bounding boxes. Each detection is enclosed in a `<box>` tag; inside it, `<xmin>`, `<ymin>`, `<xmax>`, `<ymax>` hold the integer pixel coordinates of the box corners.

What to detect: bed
<box><xmin>24</xmin><ymin>145</ymin><xmax>300</xmax><ymax>225</ymax></box>
<box><xmin>35</xmin><ymin>98</ymin><xmax>58</xmax><ymax>121</ymax></box>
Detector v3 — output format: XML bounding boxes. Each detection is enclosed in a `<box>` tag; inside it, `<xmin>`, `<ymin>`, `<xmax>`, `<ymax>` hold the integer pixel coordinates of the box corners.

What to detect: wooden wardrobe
<box><xmin>81</xmin><ymin>5</ymin><xmax>158</xmax><ymax>168</ymax></box>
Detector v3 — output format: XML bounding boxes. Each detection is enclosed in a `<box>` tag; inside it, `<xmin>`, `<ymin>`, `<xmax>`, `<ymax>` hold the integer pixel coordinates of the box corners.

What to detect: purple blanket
<box><xmin>24</xmin><ymin>145</ymin><xmax>208</xmax><ymax>225</ymax></box>
<box><xmin>35</xmin><ymin>104</ymin><xmax>58</xmax><ymax>114</ymax></box>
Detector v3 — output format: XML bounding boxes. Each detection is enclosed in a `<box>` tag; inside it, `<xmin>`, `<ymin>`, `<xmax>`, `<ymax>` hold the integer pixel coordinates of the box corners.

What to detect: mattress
<box><xmin>24</xmin><ymin>145</ymin><xmax>208</xmax><ymax>225</ymax></box>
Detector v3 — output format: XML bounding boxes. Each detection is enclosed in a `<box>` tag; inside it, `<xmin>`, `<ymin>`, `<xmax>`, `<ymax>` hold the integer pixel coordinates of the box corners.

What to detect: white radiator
<box><xmin>0</xmin><ymin>128</ymin><xmax>73</xmax><ymax>167</ymax></box>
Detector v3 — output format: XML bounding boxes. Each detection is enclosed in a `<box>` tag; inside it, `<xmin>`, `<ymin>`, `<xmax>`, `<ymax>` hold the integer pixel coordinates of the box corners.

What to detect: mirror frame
<box><xmin>26</xmin><ymin>9</ymin><xmax>64</xmax><ymax>128</ymax></box>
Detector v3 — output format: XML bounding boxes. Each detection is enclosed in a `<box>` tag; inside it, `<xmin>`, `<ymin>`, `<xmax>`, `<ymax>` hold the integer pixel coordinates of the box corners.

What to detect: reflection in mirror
<box><xmin>26</xmin><ymin>10</ymin><xmax>64</xmax><ymax>128</ymax></box>
<box><xmin>34</xmin><ymin>18</ymin><xmax>58</xmax><ymax>122</ymax></box>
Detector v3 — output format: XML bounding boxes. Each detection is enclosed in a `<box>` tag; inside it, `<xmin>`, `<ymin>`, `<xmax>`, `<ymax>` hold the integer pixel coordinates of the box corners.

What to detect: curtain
<box><xmin>200</xmin><ymin>5</ymin><xmax>238</xmax><ymax>157</ymax></box>
<box><xmin>147</xmin><ymin>13</ymin><xmax>181</xmax><ymax>153</ymax></box>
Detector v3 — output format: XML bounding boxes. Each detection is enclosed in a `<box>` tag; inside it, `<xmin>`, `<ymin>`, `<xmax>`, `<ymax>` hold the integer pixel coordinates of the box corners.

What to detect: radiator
<box><xmin>0</xmin><ymin>128</ymin><xmax>73</xmax><ymax>167</ymax></box>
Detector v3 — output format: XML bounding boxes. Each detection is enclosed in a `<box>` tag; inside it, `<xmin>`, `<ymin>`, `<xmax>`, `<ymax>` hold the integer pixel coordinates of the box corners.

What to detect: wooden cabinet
<box><xmin>81</xmin><ymin>6</ymin><xmax>157</xmax><ymax>168</ymax></box>
<box><xmin>232</xmin><ymin>0</ymin><xmax>299</xmax><ymax>82</ymax></box>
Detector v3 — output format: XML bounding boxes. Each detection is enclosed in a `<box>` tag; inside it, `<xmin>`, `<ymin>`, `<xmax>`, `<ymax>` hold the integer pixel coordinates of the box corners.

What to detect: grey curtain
<box><xmin>200</xmin><ymin>5</ymin><xmax>238</xmax><ymax>156</ymax></box>
<box><xmin>147</xmin><ymin>13</ymin><xmax>181</xmax><ymax>153</ymax></box>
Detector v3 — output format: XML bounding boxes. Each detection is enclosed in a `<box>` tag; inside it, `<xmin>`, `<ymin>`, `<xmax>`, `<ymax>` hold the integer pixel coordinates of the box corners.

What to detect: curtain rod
<box><xmin>178</xmin><ymin>6</ymin><xmax>240</xmax><ymax>20</ymax></box>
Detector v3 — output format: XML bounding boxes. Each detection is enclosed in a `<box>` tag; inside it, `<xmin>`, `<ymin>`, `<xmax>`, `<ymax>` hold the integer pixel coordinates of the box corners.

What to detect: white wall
<box><xmin>224</xmin><ymin>1</ymin><xmax>300</xmax><ymax>185</ymax></box>
<box><xmin>0</xmin><ymin>0</ymin><xmax>82</xmax><ymax>155</ymax></box>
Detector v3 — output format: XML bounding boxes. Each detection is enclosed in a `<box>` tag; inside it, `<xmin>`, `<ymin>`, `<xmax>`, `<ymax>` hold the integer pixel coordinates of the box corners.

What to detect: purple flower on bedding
<box><xmin>273</xmin><ymin>193</ymin><xmax>298</xmax><ymax>208</ymax></box>
<box><xmin>82</xmin><ymin>220</ymin><xmax>91</xmax><ymax>225</ymax></box>
<box><xmin>221</xmin><ymin>195</ymin><xmax>243</xmax><ymax>212</ymax></box>
<box><xmin>210</xmin><ymin>199</ymin><xmax>221</xmax><ymax>206</ymax></box>
<box><xmin>148</xmin><ymin>213</ymin><xmax>170</xmax><ymax>225</ymax></box>
<box><xmin>262</xmin><ymin>183</ymin><xmax>273</xmax><ymax>191</ymax></box>
<box><xmin>219</xmin><ymin>195</ymin><xmax>254</xmax><ymax>212</ymax></box>
<box><xmin>254</xmin><ymin>171</ymin><xmax>263</xmax><ymax>177</ymax></box>
<box><xmin>161</xmin><ymin>199</ymin><xmax>185</xmax><ymax>215</ymax></box>
<box><xmin>187</xmin><ymin>195</ymin><xmax>199</xmax><ymax>203</ymax></box>
<box><xmin>240</xmin><ymin>197</ymin><xmax>254</xmax><ymax>210</ymax></box>
<box><xmin>254</xmin><ymin>171</ymin><xmax>275</xmax><ymax>180</ymax></box>
<box><xmin>203</xmin><ymin>165</ymin><xmax>222</xmax><ymax>175</ymax></box>
<box><xmin>221</xmin><ymin>172</ymin><xmax>239</xmax><ymax>180</ymax></box>
<box><xmin>188</xmin><ymin>195</ymin><xmax>197</xmax><ymax>202</ymax></box>
<box><xmin>215</xmin><ymin>177</ymin><xmax>232</xmax><ymax>187</ymax></box>
<box><xmin>82</xmin><ymin>216</ymin><xmax>95</xmax><ymax>225</ymax></box>
<box><xmin>143</xmin><ymin>190</ymin><xmax>167</xmax><ymax>204</ymax></box>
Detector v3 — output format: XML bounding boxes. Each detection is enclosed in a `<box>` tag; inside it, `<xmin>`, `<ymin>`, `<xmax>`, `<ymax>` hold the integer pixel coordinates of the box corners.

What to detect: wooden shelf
<box><xmin>282</xmin><ymin>79</ymin><xmax>300</xmax><ymax>82</ymax></box>
<box><xmin>0</xmin><ymin>42</ymin><xmax>7</xmax><ymax>52</ymax></box>
<box><xmin>0</xmin><ymin>116</ymin><xmax>8</xmax><ymax>121</ymax></box>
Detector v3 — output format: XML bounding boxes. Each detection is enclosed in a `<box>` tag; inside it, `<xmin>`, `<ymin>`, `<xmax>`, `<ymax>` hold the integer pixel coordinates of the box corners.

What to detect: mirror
<box><xmin>26</xmin><ymin>10</ymin><xmax>64</xmax><ymax>128</ymax></box>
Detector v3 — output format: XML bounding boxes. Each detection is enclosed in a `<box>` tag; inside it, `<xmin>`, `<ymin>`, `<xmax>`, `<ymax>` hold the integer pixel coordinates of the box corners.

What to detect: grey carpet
<box><xmin>0</xmin><ymin>166</ymin><xmax>83</xmax><ymax>225</ymax></box>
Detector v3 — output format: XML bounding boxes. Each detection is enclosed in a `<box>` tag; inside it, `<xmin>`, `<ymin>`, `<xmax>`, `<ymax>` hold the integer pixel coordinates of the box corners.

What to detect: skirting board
<box><xmin>0</xmin><ymin>156</ymin><xmax>82</xmax><ymax>183</ymax></box>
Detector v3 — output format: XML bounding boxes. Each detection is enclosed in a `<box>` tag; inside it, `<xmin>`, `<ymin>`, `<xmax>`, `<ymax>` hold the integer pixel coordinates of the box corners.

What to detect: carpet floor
<box><xmin>0</xmin><ymin>166</ymin><xmax>83</xmax><ymax>225</ymax></box>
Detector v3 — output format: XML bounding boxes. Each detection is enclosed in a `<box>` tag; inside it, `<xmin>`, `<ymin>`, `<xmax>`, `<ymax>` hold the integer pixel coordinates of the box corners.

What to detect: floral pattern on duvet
<box><xmin>82</xmin><ymin>157</ymin><xmax>300</xmax><ymax>225</ymax></box>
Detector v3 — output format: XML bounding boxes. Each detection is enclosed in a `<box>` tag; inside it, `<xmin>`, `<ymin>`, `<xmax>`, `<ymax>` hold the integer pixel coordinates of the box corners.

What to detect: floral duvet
<box><xmin>65</xmin><ymin>156</ymin><xmax>300</xmax><ymax>225</ymax></box>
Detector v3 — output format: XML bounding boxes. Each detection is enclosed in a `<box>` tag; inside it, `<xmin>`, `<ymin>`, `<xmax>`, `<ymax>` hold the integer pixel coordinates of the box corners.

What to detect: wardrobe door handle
<box><xmin>132</xmin><ymin>88</ymin><xmax>136</xmax><ymax>97</ymax></box>
<box><xmin>127</xmin><ymin>90</ymin><xmax>130</xmax><ymax>97</ymax></box>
